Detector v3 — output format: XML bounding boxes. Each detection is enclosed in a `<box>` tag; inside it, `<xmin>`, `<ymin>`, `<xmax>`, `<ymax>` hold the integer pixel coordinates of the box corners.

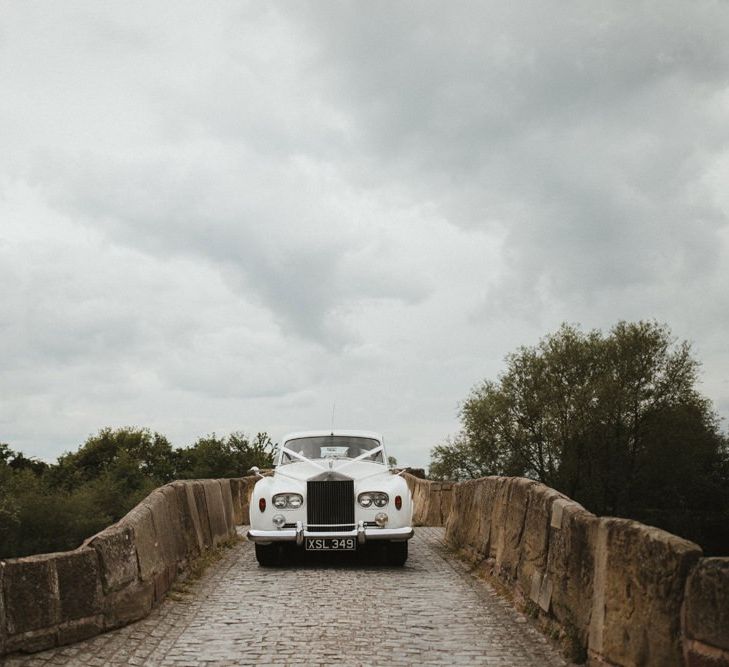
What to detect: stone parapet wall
<box><xmin>405</xmin><ymin>474</ymin><xmax>728</xmax><ymax>667</ymax></box>
<box><xmin>682</xmin><ymin>558</ymin><xmax>729</xmax><ymax>666</ymax></box>
<box><xmin>405</xmin><ymin>475</ymin><xmax>454</xmax><ymax>527</ymax></box>
<box><xmin>0</xmin><ymin>476</ymin><xmax>257</xmax><ymax>656</ymax></box>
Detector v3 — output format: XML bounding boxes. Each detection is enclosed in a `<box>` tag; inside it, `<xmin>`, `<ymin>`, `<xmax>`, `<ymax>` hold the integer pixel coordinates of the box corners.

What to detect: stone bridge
<box><xmin>0</xmin><ymin>476</ymin><xmax>727</xmax><ymax>666</ymax></box>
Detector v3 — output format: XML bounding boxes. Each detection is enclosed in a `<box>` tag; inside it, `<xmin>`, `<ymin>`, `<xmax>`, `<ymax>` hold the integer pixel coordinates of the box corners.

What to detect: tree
<box><xmin>429</xmin><ymin>434</ymin><xmax>498</xmax><ymax>480</ymax></box>
<box><xmin>0</xmin><ymin>427</ymin><xmax>277</xmax><ymax>559</ymax></box>
<box><xmin>429</xmin><ymin>321</ymin><xmax>729</xmax><ymax>554</ymax></box>
<box><xmin>176</xmin><ymin>431</ymin><xmax>275</xmax><ymax>479</ymax></box>
<box><xmin>49</xmin><ymin>427</ymin><xmax>177</xmax><ymax>490</ymax></box>
<box><xmin>0</xmin><ymin>445</ymin><xmax>21</xmax><ymax>550</ymax></box>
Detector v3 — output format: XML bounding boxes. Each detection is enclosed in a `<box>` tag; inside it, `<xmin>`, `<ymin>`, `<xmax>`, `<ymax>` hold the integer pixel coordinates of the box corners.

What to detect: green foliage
<box><xmin>49</xmin><ymin>427</ymin><xmax>177</xmax><ymax>490</ymax></box>
<box><xmin>2</xmin><ymin>469</ymin><xmax>112</xmax><ymax>557</ymax></box>
<box><xmin>0</xmin><ymin>453</ymin><xmax>20</xmax><ymax>548</ymax></box>
<box><xmin>430</xmin><ymin>321</ymin><xmax>729</xmax><ymax>555</ymax></box>
<box><xmin>176</xmin><ymin>431</ymin><xmax>275</xmax><ymax>479</ymax></box>
<box><xmin>429</xmin><ymin>434</ymin><xmax>495</xmax><ymax>481</ymax></box>
<box><xmin>0</xmin><ymin>427</ymin><xmax>275</xmax><ymax>559</ymax></box>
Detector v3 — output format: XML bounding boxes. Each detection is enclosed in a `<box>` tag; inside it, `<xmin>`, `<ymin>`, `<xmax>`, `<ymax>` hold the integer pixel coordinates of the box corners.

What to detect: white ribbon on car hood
<box><xmin>332</xmin><ymin>444</ymin><xmax>384</xmax><ymax>473</ymax></box>
<box><xmin>280</xmin><ymin>446</ymin><xmax>329</xmax><ymax>471</ymax></box>
<box><xmin>277</xmin><ymin>443</ymin><xmax>386</xmax><ymax>478</ymax></box>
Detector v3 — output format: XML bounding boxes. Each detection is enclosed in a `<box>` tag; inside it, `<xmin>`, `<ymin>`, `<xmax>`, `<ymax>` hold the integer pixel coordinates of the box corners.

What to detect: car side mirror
<box><xmin>248</xmin><ymin>466</ymin><xmax>264</xmax><ymax>478</ymax></box>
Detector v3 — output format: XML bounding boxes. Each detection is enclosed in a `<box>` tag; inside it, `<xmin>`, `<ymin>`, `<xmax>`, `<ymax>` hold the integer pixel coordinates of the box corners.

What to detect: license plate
<box><xmin>305</xmin><ymin>537</ymin><xmax>356</xmax><ymax>551</ymax></box>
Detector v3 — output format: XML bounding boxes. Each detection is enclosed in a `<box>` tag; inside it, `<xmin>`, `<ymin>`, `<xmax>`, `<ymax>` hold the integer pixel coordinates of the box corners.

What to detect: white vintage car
<box><xmin>247</xmin><ymin>430</ymin><xmax>413</xmax><ymax>566</ymax></box>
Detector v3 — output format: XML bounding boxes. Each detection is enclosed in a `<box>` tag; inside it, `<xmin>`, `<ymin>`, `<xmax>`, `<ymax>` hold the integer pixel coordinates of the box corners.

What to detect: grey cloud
<box><xmin>291</xmin><ymin>1</ymin><xmax>729</xmax><ymax>275</ymax></box>
<box><xmin>1</xmin><ymin>1</ymin><xmax>728</xmax><ymax>466</ymax></box>
<box><xmin>32</xmin><ymin>150</ymin><xmax>431</xmax><ymax>347</ymax></box>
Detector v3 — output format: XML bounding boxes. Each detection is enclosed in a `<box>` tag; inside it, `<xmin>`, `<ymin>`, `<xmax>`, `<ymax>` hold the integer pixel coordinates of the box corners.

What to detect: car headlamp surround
<box><xmin>358</xmin><ymin>492</ymin><xmax>389</xmax><ymax>508</ymax></box>
<box><xmin>272</xmin><ymin>493</ymin><xmax>304</xmax><ymax>510</ymax></box>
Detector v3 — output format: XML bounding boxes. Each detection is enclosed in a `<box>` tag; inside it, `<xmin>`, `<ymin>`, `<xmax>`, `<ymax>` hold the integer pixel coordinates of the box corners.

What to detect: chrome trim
<box><xmin>364</xmin><ymin>527</ymin><xmax>413</xmax><ymax>541</ymax></box>
<box><xmin>247</xmin><ymin>526</ymin><xmax>414</xmax><ymax>544</ymax></box>
<box><xmin>247</xmin><ymin>529</ymin><xmax>297</xmax><ymax>544</ymax></box>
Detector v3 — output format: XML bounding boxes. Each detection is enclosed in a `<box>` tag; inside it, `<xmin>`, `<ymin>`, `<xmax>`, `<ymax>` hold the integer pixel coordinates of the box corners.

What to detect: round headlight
<box><xmin>375</xmin><ymin>512</ymin><xmax>388</xmax><ymax>527</ymax></box>
<box><xmin>272</xmin><ymin>514</ymin><xmax>286</xmax><ymax>528</ymax></box>
<box><xmin>273</xmin><ymin>493</ymin><xmax>303</xmax><ymax>509</ymax></box>
<box><xmin>272</xmin><ymin>495</ymin><xmax>287</xmax><ymax>509</ymax></box>
<box><xmin>373</xmin><ymin>494</ymin><xmax>388</xmax><ymax>507</ymax></box>
<box><xmin>359</xmin><ymin>491</ymin><xmax>388</xmax><ymax>508</ymax></box>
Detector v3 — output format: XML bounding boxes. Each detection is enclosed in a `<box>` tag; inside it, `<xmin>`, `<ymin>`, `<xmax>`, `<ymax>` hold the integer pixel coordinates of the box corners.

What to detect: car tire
<box><xmin>255</xmin><ymin>543</ymin><xmax>279</xmax><ymax>566</ymax></box>
<box><xmin>386</xmin><ymin>540</ymin><xmax>408</xmax><ymax>566</ymax></box>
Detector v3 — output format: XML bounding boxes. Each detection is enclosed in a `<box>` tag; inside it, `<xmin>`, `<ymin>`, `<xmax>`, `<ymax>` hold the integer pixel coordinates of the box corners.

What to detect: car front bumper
<box><xmin>247</xmin><ymin>521</ymin><xmax>414</xmax><ymax>546</ymax></box>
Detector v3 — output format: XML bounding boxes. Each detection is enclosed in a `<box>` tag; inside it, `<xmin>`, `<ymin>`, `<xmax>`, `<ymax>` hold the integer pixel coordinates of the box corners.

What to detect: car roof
<box><xmin>282</xmin><ymin>430</ymin><xmax>383</xmax><ymax>444</ymax></box>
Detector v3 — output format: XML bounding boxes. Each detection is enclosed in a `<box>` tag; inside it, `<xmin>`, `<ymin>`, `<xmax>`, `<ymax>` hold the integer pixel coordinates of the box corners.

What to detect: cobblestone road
<box><xmin>4</xmin><ymin>528</ymin><xmax>566</xmax><ymax>666</ymax></box>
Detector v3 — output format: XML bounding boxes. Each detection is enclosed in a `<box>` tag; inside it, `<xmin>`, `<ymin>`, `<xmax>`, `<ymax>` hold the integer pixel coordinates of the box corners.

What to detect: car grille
<box><xmin>306</xmin><ymin>479</ymin><xmax>355</xmax><ymax>532</ymax></box>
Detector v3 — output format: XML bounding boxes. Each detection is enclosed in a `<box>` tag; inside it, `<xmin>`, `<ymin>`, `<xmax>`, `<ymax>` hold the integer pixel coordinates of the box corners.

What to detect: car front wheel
<box><xmin>255</xmin><ymin>543</ymin><xmax>279</xmax><ymax>566</ymax></box>
<box><xmin>386</xmin><ymin>540</ymin><xmax>408</xmax><ymax>566</ymax></box>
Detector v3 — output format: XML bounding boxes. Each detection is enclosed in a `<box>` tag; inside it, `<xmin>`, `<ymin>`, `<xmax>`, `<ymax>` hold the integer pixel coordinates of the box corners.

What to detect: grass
<box><xmin>167</xmin><ymin>535</ymin><xmax>244</xmax><ymax>601</ymax></box>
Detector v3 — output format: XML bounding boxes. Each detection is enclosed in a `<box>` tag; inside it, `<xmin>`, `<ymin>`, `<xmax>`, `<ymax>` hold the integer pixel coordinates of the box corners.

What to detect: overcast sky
<box><xmin>2</xmin><ymin>1</ymin><xmax>728</xmax><ymax>468</ymax></box>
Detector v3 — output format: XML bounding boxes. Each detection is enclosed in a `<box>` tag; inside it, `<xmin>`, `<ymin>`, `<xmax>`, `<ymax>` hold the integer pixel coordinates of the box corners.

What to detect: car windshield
<box><xmin>280</xmin><ymin>436</ymin><xmax>383</xmax><ymax>464</ymax></box>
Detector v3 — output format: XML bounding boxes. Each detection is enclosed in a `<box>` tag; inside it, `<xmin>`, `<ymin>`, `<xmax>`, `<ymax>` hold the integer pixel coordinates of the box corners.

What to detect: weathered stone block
<box><xmin>588</xmin><ymin>517</ymin><xmax>702</xmax><ymax>667</ymax></box>
<box><xmin>217</xmin><ymin>479</ymin><xmax>235</xmax><ymax>535</ymax></box>
<box><xmin>684</xmin><ymin>639</ymin><xmax>729</xmax><ymax>667</ymax></box>
<box><xmin>445</xmin><ymin>477</ymin><xmax>502</xmax><ymax>561</ymax></box>
<box><xmin>229</xmin><ymin>478</ymin><xmax>243</xmax><ymax>525</ymax></box>
<box><xmin>142</xmin><ymin>489</ymin><xmax>183</xmax><ymax>593</ymax></box>
<box><xmin>684</xmin><ymin>558</ymin><xmax>729</xmax><ymax>652</ymax></box>
<box><xmin>192</xmin><ymin>482</ymin><xmax>213</xmax><ymax>547</ymax></box>
<box><xmin>545</xmin><ymin>501</ymin><xmax>597</xmax><ymax>642</ymax></box>
<box><xmin>102</xmin><ymin>580</ymin><xmax>154</xmax><ymax>630</ymax></box>
<box><xmin>493</xmin><ymin>478</ymin><xmax>535</xmax><ymax>581</ymax></box>
<box><xmin>444</xmin><ymin>480</ymin><xmax>465</xmax><ymax>549</ymax></box>
<box><xmin>424</xmin><ymin>482</ymin><xmax>452</xmax><ymax>526</ymax></box>
<box><xmin>172</xmin><ymin>481</ymin><xmax>204</xmax><ymax>557</ymax></box>
<box><xmin>517</xmin><ymin>483</ymin><xmax>563</xmax><ymax>599</ymax></box>
<box><xmin>203</xmin><ymin>479</ymin><xmax>230</xmax><ymax>546</ymax></box>
<box><xmin>2</xmin><ymin>554</ymin><xmax>58</xmax><ymax>635</ymax></box>
<box><xmin>4</xmin><ymin>627</ymin><xmax>57</xmax><ymax>653</ymax></box>
<box><xmin>153</xmin><ymin>568</ymin><xmax>172</xmax><ymax>602</ymax></box>
<box><xmin>241</xmin><ymin>476</ymin><xmax>257</xmax><ymax>525</ymax></box>
<box><xmin>423</xmin><ymin>481</ymin><xmax>437</xmax><ymax>526</ymax></box>
<box><xmin>142</xmin><ymin>489</ymin><xmax>178</xmax><ymax>567</ymax></box>
<box><xmin>159</xmin><ymin>485</ymin><xmax>189</xmax><ymax>563</ymax></box>
<box><xmin>402</xmin><ymin>472</ymin><xmax>418</xmax><ymax>496</ymax></box>
<box><xmin>486</xmin><ymin>477</ymin><xmax>511</xmax><ymax>562</ymax></box>
<box><xmin>438</xmin><ymin>482</ymin><xmax>454</xmax><ymax>526</ymax></box>
<box><xmin>122</xmin><ymin>505</ymin><xmax>164</xmax><ymax>583</ymax></box>
<box><xmin>407</xmin><ymin>476</ymin><xmax>431</xmax><ymax>526</ymax></box>
<box><xmin>442</xmin><ymin>479</ymin><xmax>463</xmax><ymax>543</ymax></box>
<box><xmin>87</xmin><ymin>524</ymin><xmax>138</xmax><ymax>593</ymax></box>
<box><xmin>537</xmin><ymin>574</ymin><xmax>553</xmax><ymax>612</ymax></box>
<box><xmin>55</xmin><ymin>549</ymin><xmax>102</xmax><ymax>621</ymax></box>
<box><xmin>57</xmin><ymin>615</ymin><xmax>104</xmax><ymax>646</ymax></box>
